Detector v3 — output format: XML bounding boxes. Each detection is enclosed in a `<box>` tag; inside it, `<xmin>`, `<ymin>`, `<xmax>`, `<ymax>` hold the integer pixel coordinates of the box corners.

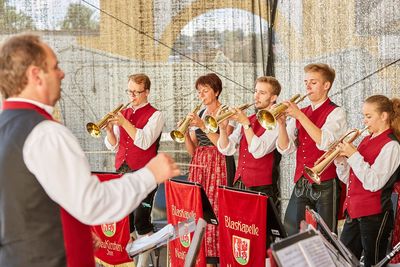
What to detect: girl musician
<box><xmin>334</xmin><ymin>95</ymin><xmax>400</xmax><ymax>266</ymax></box>
<box><xmin>184</xmin><ymin>73</ymin><xmax>235</xmax><ymax>266</ymax></box>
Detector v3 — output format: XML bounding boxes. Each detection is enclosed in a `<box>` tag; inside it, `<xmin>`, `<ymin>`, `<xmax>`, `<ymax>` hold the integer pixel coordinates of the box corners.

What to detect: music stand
<box><xmin>307</xmin><ymin>207</ymin><xmax>359</xmax><ymax>266</ymax></box>
<box><xmin>267</xmin><ymin>197</ymin><xmax>288</xmax><ymax>248</ymax></box>
<box><xmin>184</xmin><ymin>218</ymin><xmax>207</xmax><ymax>267</ymax></box>
<box><xmin>126</xmin><ymin>218</ymin><xmax>196</xmax><ymax>267</ymax></box>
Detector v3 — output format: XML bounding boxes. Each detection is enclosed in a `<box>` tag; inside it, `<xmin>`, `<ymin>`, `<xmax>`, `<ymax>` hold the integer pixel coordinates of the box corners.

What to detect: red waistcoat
<box><xmin>294</xmin><ymin>99</ymin><xmax>338</xmax><ymax>183</ymax></box>
<box><xmin>234</xmin><ymin>114</ymin><xmax>276</xmax><ymax>187</ymax></box>
<box><xmin>344</xmin><ymin>129</ymin><xmax>398</xmax><ymax>219</ymax></box>
<box><xmin>115</xmin><ymin>104</ymin><xmax>159</xmax><ymax>170</ymax></box>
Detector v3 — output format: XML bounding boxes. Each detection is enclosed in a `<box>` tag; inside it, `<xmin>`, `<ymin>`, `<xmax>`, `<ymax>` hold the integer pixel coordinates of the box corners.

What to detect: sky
<box><xmin>10</xmin><ymin>0</ymin><xmax>99</xmax><ymax>30</ymax></box>
<box><xmin>9</xmin><ymin>1</ymin><xmax>268</xmax><ymax>34</ymax></box>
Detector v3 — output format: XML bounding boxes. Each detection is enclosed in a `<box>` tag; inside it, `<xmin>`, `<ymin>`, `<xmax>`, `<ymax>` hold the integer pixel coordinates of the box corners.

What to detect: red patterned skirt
<box><xmin>188</xmin><ymin>146</ymin><xmax>228</xmax><ymax>258</ymax></box>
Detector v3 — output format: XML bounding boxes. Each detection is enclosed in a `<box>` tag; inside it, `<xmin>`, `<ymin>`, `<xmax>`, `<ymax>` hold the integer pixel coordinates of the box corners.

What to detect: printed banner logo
<box><xmin>232</xmin><ymin>235</ymin><xmax>250</xmax><ymax>265</ymax></box>
<box><xmin>180</xmin><ymin>233</ymin><xmax>191</xmax><ymax>248</ymax></box>
<box><xmin>101</xmin><ymin>222</ymin><xmax>116</xmax><ymax>237</ymax></box>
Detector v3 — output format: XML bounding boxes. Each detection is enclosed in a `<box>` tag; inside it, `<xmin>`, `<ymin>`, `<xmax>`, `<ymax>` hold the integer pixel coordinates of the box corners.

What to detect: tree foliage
<box><xmin>0</xmin><ymin>0</ymin><xmax>35</xmax><ymax>31</ymax></box>
<box><xmin>60</xmin><ymin>3</ymin><xmax>99</xmax><ymax>32</ymax></box>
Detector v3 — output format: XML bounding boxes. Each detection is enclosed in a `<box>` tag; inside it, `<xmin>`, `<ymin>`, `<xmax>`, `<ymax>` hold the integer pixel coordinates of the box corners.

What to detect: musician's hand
<box><xmin>105</xmin><ymin>120</ymin><xmax>113</xmax><ymax>132</ymax></box>
<box><xmin>108</xmin><ymin>112</ymin><xmax>128</xmax><ymax>127</ymax></box>
<box><xmin>337</xmin><ymin>141</ymin><xmax>357</xmax><ymax>158</ymax></box>
<box><xmin>284</xmin><ymin>101</ymin><xmax>302</xmax><ymax>119</ymax></box>
<box><xmin>276</xmin><ymin>112</ymin><xmax>287</xmax><ymax>127</ymax></box>
<box><xmin>146</xmin><ymin>153</ymin><xmax>180</xmax><ymax>183</ymax></box>
<box><xmin>232</xmin><ymin>108</ymin><xmax>249</xmax><ymax>125</ymax></box>
<box><xmin>219</xmin><ymin>118</ymin><xmax>229</xmax><ymax>131</ymax></box>
<box><xmin>189</xmin><ymin>113</ymin><xmax>205</xmax><ymax>129</ymax></box>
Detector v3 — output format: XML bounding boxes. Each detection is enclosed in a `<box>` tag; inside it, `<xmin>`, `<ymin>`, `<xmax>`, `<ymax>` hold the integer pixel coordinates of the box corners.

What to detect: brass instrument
<box><xmin>304</xmin><ymin>126</ymin><xmax>369</xmax><ymax>184</ymax></box>
<box><xmin>256</xmin><ymin>93</ymin><xmax>310</xmax><ymax>130</ymax></box>
<box><xmin>86</xmin><ymin>102</ymin><xmax>131</xmax><ymax>138</ymax></box>
<box><xmin>170</xmin><ymin>102</ymin><xmax>202</xmax><ymax>143</ymax></box>
<box><xmin>204</xmin><ymin>103</ymin><xmax>255</xmax><ymax>133</ymax></box>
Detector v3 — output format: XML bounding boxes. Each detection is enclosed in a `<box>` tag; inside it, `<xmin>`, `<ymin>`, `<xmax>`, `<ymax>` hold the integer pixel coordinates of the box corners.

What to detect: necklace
<box><xmin>207</xmin><ymin>103</ymin><xmax>221</xmax><ymax>116</ymax></box>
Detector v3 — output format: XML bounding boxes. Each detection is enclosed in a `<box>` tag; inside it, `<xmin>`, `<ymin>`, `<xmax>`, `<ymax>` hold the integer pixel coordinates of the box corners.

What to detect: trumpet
<box><xmin>256</xmin><ymin>93</ymin><xmax>310</xmax><ymax>130</ymax></box>
<box><xmin>304</xmin><ymin>126</ymin><xmax>369</xmax><ymax>184</ymax></box>
<box><xmin>170</xmin><ymin>102</ymin><xmax>202</xmax><ymax>143</ymax></box>
<box><xmin>86</xmin><ymin>102</ymin><xmax>131</xmax><ymax>138</ymax></box>
<box><xmin>204</xmin><ymin>103</ymin><xmax>255</xmax><ymax>133</ymax></box>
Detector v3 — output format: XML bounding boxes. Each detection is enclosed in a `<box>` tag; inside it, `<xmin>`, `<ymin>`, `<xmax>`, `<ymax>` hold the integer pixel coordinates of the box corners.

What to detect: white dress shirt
<box><xmin>217</xmin><ymin>119</ymin><xmax>279</xmax><ymax>159</ymax></box>
<box><xmin>8</xmin><ymin>98</ymin><xmax>157</xmax><ymax>225</ymax></box>
<box><xmin>335</xmin><ymin>138</ymin><xmax>400</xmax><ymax>192</ymax></box>
<box><xmin>105</xmin><ymin>102</ymin><xmax>164</xmax><ymax>151</ymax></box>
<box><xmin>277</xmin><ymin>99</ymin><xmax>347</xmax><ymax>154</ymax></box>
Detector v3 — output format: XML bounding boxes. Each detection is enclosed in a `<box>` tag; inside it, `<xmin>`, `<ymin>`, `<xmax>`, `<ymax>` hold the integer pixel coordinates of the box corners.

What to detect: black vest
<box><xmin>0</xmin><ymin>109</ymin><xmax>65</xmax><ymax>267</ymax></box>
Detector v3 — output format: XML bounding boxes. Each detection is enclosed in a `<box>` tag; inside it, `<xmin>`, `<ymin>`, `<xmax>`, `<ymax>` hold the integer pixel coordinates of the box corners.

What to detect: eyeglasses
<box><xmin>125</xmin><ymin>89</ymin><xmax>146</xmax><ymax>96</ymax></box>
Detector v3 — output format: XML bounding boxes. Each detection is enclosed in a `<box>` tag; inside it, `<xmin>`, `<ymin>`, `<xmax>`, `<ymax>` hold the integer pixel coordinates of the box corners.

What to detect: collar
<box><xmin>5</xmin><ymin>97</ymin><xmax>54</xmax><ymax>116</ymax></box>
<box><xmin>310</xmin><ymin>98</ymin><xmax>329</xmax><ymax>111</ymax></box>
<box><xmin>131</xmin><ymin>102</ymin><xmax>149</xmax><ymax>112</ymax></box>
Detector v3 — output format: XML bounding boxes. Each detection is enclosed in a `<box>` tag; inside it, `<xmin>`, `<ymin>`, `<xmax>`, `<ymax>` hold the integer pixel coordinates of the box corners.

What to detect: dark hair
<box><xmin>255</xmin><ymin>76</ymin><xmax>282</xmax><ymax>96</ymax></box>
<box><xmin>195</xmin><ymin>73</ymin><xmax>222</xmax><ymax>98</ymax></box>
<box><xmin>365</xmin><ymin>95</ymin><xmax>400</xmax><ymax>139</ymax></box>
<box><xmin>0</xmin><ymin>34</ymin><xmax>48</xmax><ymax>98</ymax></box>
<box><xmin>304</xmin><ymin>63</ymin><xmax>336</xmax><ymax>89</ymax></box>
<box><xmin>128</xmin><ymin>73</ymin><xmax>151</xmax><ymax>90</ymax></box>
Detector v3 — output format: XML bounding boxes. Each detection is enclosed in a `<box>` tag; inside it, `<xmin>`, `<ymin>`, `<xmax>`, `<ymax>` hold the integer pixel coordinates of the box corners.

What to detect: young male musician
<box><xmin>276</xmin><ymin>63</ymin><xmax>347</xmax><ymax>234</ymax></box>
<box><xmin>217</xmin><ymin>76</ymin><xmax>282</xmax><ymax>206</ymax></box>
<box><xmin>105</xmin><ymin>73</ymin><xmax>164</xmax><ymax>267</ymax></box>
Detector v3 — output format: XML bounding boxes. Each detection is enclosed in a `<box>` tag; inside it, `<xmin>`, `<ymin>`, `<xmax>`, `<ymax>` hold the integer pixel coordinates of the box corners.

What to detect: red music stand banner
<box><xmin>218</xmin><ymin>187</ymin><xmax>267</xmax><ymax>266</ymax></box>
<box><xmin>305</xmin><ymin>207</ymin><xmax>317</xmax><ymax>230</ymax></box>
<box><xmin>165</xmin><ymin>180</ymin><xmax>206</xmax><ymax>267</ymax></box>
<box><xmin>91</xmin><ymin>173</ymin><xmax>134</xmax><ymax>267</ymax></box>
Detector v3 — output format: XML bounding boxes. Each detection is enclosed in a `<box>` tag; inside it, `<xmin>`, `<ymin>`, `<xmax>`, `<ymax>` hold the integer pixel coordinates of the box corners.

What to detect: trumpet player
<box><xmin>334</xmin><ymin>95</ymin><xmax>400</xmax><ymax>267</ymax></box>
<box><xmin>276</xmin><ymin>63</ymin><xmax>347</xmax><ymax>235</ymax></box>
<box><xmin>217</xmin><ymin>76</ymin><xmax>282</xmax><ymax>208</ymax></box>
<box><xmin>183</xmin><ymin>73</ymin><xmax>235</xmax><ymax>266</ymax></box>
<box><xmin>104</xmin><ymin>73</ymin><xmax>165</xmax><ymax>267</ymax></box>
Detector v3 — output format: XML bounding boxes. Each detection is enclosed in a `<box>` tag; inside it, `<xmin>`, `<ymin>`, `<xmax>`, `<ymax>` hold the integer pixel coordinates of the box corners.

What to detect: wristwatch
<box><xmin>203</xmin><ymin>127</ymin><xmax>210</xmax><ymax>134</ymax></box>
<box><xmin>243</xmin><ymin>123</ymin><xmax>251</xmax><ymax>130</ymax></box>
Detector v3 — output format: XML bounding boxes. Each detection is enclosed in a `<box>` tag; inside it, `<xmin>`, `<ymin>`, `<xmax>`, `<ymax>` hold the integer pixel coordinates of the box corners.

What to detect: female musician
<box><xmin>184</xmin><ymin>73</ymin><xmax>235</xmax><ymax>266</ymax></box>
<box><xmin>335</xmin><ymin>95</ymin><xmax>400</xmax><ymax>267</ymax></box>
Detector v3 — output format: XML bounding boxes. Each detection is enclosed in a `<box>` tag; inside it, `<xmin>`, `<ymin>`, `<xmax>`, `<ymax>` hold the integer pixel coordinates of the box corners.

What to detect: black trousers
<box><xmin>118</xmin><ymin>162</ymin><xmax>157</xmax><ymax>235</ymax></box>
<box><xmin>340</xmin><ymin>211</ymin><xmax>394</xmax><ymax>267</ymax></box>
<box><xmin>285</xmin><ymin>177</ymin><xmax>340</xmax><ymax>235</ymax></box>
<box><xmin>233</xmin><ymin>179</ymin><xmax>280</xmax><ymax>216</ymax></box>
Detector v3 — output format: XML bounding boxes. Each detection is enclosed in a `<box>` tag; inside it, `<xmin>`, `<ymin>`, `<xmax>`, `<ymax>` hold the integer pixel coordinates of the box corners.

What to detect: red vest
<box><xmin>344</xmin><ymin>129</ymin><xmax>399</xmax><ymax>219</ymax></box>
<box><xmin>115</xmin><ymin>104</ymin><xmax>159</xmax><ymax>170</ymax></box>
<box><xmin>294</xmin><ymin>99</ymin><xmax>338</xmax><ymax>183</ymax></box>
<box><xmin>234</xmin><ymin>114</ymin><xmax>275</xmax><ymax>187</ymax></box>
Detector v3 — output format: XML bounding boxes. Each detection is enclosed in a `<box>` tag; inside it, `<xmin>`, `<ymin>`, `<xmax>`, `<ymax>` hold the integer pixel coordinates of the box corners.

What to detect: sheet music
<box><xmin>275</xmin><ymin>235</ymin><xmax>335</xmax><ymax>267</ymax></box>
<box><xmin>126</xmin><ymin>218</ymin><xmax>196</xmax><ymax>258</ymax></box>
<box><xmin>126</xmin><ymin>224</ymin><xmax>175</xmax><ymax>257</ymax></box>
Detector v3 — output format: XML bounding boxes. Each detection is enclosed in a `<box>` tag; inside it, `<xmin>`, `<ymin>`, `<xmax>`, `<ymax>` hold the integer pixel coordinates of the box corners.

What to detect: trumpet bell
<box><xmin>170</xmin><ymin>130</ymin><xmax>185</xmax><ymax>143</ymax></box>
<box><xmin>86</xmin><ymin>122</ymin><xmax>101</xmax><ymax>138</ymax></box>
<box><xmin>256</xmin><ymin>110</ymin><xmax>276</xmax><ymax>130</ymax></box>
<box><xmin>204</xmin><ymin>115</ymin><xmax>218</xmax><ymax>133</ymax></box>
<box><xmin>304</xmin><ymin>166</ymin><xmax>321</xmax><ymax>184</ymax></box>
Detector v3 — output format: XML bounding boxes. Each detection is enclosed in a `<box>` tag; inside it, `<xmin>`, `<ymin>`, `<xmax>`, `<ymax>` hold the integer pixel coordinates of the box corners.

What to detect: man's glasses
<box><xmin>125</xmin><ymin>89</ymin><xmax>146</xmax><ymax>96</ymax></box>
